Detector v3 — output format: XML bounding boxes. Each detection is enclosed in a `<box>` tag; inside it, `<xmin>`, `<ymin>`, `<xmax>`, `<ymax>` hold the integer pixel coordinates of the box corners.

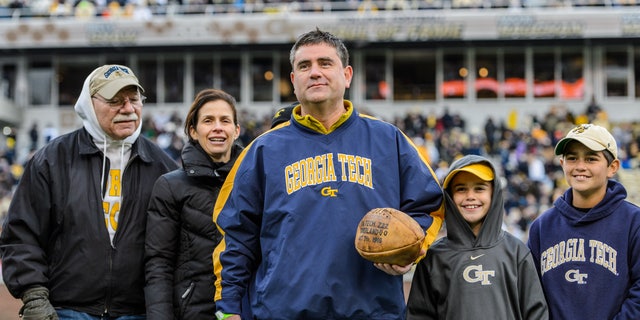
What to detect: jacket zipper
<box><xmin>103</xmin><ymin>246</ymin><xmax>114</xmax><ymax>316</ymax></box>
<box><xmin>181</xmin><ymin>282</ymin><xmax>195</xmax><ymax>299</ymax></box>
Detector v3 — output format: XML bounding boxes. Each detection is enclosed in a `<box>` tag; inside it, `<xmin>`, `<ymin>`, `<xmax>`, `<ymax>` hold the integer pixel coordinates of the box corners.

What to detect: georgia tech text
<box><xmin>540</xmin><ymin>238</ymin><xmax>618</xmax><ymax>276</ymax></box>
<box><xmin>285</xmin><ymin>152</ymin><xmax>373</xmax><ymax>195</ymax></box>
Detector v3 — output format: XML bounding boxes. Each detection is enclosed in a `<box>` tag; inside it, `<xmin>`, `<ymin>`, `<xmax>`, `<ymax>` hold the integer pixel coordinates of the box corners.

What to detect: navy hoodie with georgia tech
<box><xmin>528</xmin><ymin>178</ymin><xmax>640</xmax><ymax>319</ymax></box>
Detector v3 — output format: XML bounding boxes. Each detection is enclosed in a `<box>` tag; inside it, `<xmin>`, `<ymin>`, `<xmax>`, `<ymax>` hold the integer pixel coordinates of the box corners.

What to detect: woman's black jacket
<box><xmin>145</xmin><ymin>141</ymin><xmax>242</xmax><ymax>320</ymax></box>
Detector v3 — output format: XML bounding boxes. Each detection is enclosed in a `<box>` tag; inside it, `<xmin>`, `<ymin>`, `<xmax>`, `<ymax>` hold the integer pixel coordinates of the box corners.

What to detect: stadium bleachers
<box><xmin>2</xmin><ymin>0</ymin><xmax>639</xmax><ymax>19</ymax></box>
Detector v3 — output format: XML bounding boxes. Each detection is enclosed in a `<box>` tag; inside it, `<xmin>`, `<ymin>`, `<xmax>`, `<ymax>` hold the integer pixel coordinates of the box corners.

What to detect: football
<box><xmin>354</xmin><ymin>207</ymin><xmax>425</xmax><ymax>266</ymax></box>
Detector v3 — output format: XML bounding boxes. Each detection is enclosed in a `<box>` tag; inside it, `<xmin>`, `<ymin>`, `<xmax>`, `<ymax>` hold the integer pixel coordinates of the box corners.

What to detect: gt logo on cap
<box><xmin>103</xmin><ymin>65</ymin><xmax>131</xmax><ymax>79</ymax></box>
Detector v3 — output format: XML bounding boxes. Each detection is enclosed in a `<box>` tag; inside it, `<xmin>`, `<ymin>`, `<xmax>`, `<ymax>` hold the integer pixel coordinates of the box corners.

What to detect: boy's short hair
<box><xmin>554</xmin><ymin>124</ymin><xmax>618</xmax><ymax>160</ymax></box>
<box><xmin>442</xmin><ymin>163</ymin><xmax>494</xmax><ymax>189</ymax></box>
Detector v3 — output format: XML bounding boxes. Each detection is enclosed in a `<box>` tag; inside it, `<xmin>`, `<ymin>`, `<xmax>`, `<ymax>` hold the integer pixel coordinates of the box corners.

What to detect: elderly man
<box><xmin>0</xmin><ymin>64</ymin><xmax>178</xmax><ymax>320</ymax></box>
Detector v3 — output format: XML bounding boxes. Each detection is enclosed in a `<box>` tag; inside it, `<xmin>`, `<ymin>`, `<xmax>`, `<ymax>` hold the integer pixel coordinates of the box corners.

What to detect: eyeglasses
<box><xmin>92</xmin><ymin>94</ymin><xmax>146</xmax><ymax>109</ymax></box>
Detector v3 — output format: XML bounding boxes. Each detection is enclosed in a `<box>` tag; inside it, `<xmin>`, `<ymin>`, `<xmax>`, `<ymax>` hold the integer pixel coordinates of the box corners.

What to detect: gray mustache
<box><xmin>113</xmin><ymin>114</ymin><xmax>139</xmax><ymax>122</ymax></box>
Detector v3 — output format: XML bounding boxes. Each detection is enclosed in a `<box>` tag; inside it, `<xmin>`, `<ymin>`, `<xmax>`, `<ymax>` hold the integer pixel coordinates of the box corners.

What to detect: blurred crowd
<box><xmin>2</xmin><ymin>0</ymin><xmax>639</xmax><ymax>20</ymax></box>
<box><xmin>386</xmin><ymin>100</ymin><xmax>640</xmax><ymax>242</ymax></box>
<box><xmin>2</xmin><ymin>101</ymin><xmax>640</xmax><ymax>242</ymax></box>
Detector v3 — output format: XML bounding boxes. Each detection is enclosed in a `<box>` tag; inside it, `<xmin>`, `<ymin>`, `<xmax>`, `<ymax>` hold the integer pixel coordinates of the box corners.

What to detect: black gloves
<box><xmin>19</xmin><ymin>286</ymin><xmax>59</xmax><ymax>320</ymax></box>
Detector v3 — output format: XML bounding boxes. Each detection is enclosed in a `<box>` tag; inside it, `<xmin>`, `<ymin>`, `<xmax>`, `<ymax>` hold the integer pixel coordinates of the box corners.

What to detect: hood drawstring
<box><xmin>101</xmin><ymin>139</ymin><xmax>107</xmax><ymax>200</ymax></box>
<box><xmin>120</xmin><ymin>141</ymin><xmax>125</xmax><ymax>197</ymax></box>
<box><xmin>99</xmin><ymin>139</ymin><xmax>126</xmax><ymax>201</ymax></box>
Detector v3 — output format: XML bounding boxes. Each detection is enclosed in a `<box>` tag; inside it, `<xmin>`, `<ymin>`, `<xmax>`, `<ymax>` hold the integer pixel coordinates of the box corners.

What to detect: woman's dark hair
<box><xmin>184</xmin><ymin>89</ymin><xmax>238</xmax><ymax>143</ymax></box>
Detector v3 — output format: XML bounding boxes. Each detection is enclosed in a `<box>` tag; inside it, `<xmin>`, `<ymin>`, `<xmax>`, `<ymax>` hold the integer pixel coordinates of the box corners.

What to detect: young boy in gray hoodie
<box><xmin>406</xmin><ymin>154</ymin><xmax>548</xmax><ymax>320</ymax></box>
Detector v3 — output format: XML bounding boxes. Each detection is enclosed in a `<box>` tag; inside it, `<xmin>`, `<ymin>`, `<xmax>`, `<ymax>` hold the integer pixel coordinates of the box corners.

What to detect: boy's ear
<box><xmin>607</xmin><ymin>159</ymin><xmax>620</xmax><ymax>177</ymax></box>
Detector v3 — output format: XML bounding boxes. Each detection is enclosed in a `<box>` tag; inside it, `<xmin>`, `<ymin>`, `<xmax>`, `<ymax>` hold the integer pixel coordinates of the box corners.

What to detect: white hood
<box><xmin>74</xmin><ymin>66</ymin><xmax>141</xmax><ymax>146</ymax></box>
<box><xmin>74</xmin><ymin>67</ymin><xmax>141</xmax><ymax>246</ymax></box>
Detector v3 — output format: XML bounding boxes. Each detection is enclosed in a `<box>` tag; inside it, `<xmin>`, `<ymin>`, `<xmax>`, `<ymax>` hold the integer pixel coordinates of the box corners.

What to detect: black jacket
<box><xmin>0</xmin><ymin>128</ymin><xmax>178</xmax><ymax>316</ymax></box>
<box><xmin>145</xmin><ymin>141</ymin><xmax>242</xmax><ymax>320</ymax></box>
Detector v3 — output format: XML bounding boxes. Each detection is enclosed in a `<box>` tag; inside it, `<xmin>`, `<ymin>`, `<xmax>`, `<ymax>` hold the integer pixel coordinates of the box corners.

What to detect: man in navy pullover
<box><xmin>212</xmin><ymin>28</ymin><xmax>444</xmax><ymax>320</ymax></box>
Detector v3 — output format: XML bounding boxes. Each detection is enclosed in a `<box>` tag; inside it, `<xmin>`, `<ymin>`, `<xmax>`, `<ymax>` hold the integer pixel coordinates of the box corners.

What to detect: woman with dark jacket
<box><xmin>144</xmin><ymin>89</ymin><xmax>243</xmax><ymax>319</ymax></box>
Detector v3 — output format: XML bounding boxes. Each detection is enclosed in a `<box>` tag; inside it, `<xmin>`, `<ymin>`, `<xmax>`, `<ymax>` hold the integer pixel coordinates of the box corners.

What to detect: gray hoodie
<box><xmin>406</xmin><ymin>155</ymin><xmax>548</xmax><ymax>320</ymax></box>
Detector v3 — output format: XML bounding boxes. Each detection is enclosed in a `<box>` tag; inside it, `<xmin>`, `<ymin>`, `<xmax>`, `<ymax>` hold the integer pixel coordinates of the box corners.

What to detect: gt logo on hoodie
<box><xmin>463</xmin><ymin>265</ymin><xmax>495</xmax><ymax>285</ymax></box>
<box><xmin>565</xmin><ymin>269</ymin><xmax>588</xmax><ymax>284</ymax></box>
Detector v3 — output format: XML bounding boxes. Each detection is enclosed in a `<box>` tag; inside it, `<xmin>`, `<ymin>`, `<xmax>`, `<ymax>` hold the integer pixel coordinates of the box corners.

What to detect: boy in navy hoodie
<box><xmin>528</xmin><ymin>123</ymin><xmax>640</xmax><ymax>319</ymax></box>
